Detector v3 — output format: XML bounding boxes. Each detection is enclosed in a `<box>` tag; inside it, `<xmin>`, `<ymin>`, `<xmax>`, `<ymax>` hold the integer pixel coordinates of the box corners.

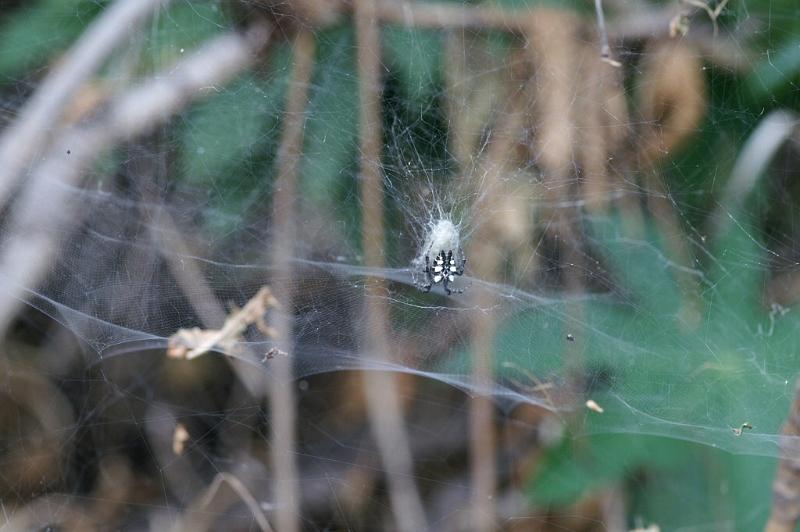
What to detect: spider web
<box><xmin>1</xmin><ymin>0</ymin><xmax>799</xmax><ymax>529</ymax></box>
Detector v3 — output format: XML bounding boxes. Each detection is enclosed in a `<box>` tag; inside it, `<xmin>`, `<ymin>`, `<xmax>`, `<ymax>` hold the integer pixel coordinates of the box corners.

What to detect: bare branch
<box><xmin>373</xmin><ymin>0</ymin><xmax>751</xmax><ymax>70</ymax></box>
<box><xmin>175</xmin><ymin>472</ymin><xmax>275</xmax><ymax>532</ymax></box>
<box><xmin>0</xmin><ymin>25</ymin><xmax>271</xmax><ymax>336</ymax></box>
<box><xmin>682</xmin><ymin>0</ymin><xmax>730</xmax><ymax>36</ymax></box>
<box><xmin>266</xmin><ymin>27</ymin><xmax>317</xmax><ymax>532</ymax></box>
<box><xmin>355</xmin><ymin>0</ymin><xmax>429</xmax><ymax>530</ymax></box>
<box><xmin>766</xmin><ymin>379</ymin><xmax>800</xmax><ymax>532</ymax></box>
<box><xmin>465</xmin><ymin>56</ymin><xmax>531</xmax><ymax>531</ymax></box>
<box><xmin>0</xmin><ymin>0</ymin><xmax>169</xmax><ymax>210</ymax></box>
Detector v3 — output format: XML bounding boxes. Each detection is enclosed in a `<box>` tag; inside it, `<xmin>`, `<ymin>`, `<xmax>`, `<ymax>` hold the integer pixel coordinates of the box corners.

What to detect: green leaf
<box><xmin>588</xmin><ymin>213</ymin><xmax>683</xmax><ymax>317</ymax></box>
<box><xmin>300</xmin><ymin>28</ymin><xmax>359</xmax><ymax>208</ymax></box>
<box><xmin>182</xmin><ymin>72</ymin><xmax>286</xmax><ymax>183</ymax></box>
<box><xmin>382</xmin><ymin>27</ymin><xmax>442</xmax><ymax>109</ymax></box>
<box><xmin>141</xmin><ymin>2</ymin><xmax>227</xmax><ymax>72</ymax></box>
<box><xmin>180</xmin><ymin>45</ymin><xmax>291</xmax><ymax>237</ymax></box>
<box><xmin>747</xmin><ymin>38</ymin><xmax>800</xmax><ymax>101</ymax></box>
<box><xmin>0</xmin><ymin>0</ymin><xmax>102</xmax><ymax>79</ymax></box>
<box><xmin>530</xmin><ymin>434</ymin><xmax>685</xmax><ymax>505</ymax></box>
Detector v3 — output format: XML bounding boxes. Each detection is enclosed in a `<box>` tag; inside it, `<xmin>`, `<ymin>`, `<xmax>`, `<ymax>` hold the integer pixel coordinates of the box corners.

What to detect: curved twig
<box><xmin>0</xmin><ymin>24</ymin><xmax>271</xmax><ymax>336</ymax></box>
<box><xmin>175</xmin><ymin>472</ymin><xmax>275</xmax><ymax>532</ymax></box>
<box><xmin>0</xmin><ymin>0</ymin><xmax>169</xmax><ymax>210</ymax></box>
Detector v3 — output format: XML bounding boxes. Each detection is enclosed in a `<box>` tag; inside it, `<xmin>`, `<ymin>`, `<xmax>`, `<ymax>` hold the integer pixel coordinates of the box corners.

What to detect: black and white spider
<box><xmin>419</xmin><ymin>249</ymin><xmax>466</xmax><ymax>295</ymax></box>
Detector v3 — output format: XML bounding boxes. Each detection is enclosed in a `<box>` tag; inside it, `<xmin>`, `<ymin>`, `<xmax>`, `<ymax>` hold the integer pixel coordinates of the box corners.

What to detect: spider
<box><xmin>419</xmin><ymin>249</ymin><xmax>466</xmax><ymax>295</ymax></box>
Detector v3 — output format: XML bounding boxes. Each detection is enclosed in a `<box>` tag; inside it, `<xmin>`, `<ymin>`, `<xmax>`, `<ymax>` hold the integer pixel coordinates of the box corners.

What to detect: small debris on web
<box><xmin>601</xmin><ymin>54</ymin><xmax>622</xmax><ymax>68</ymax></box>
<box><xmin>566</xmin><ymin>333</ymin><xmax>575</xmax><ymax>342</ymax></box>
<box><xmin>669</xmin><ymin>12</ymin><xmax>690</xmax><ymax>38</ymax></box>
<box><xmin>593</xmin><ymin>0</ymin><xmax>622</xmax><ymax>68</ymax></box>
<box><xmin>167</xmin><ymin>286</ymin><xmax>281</xmax><ymax>360</ymax></box>
<box><xmin>586</xmin><ymin>399</ymin><xmax>604</xmax><ymax>413</ymax></box>
<box><xmin>671</xmin><ymin>0</ymin><xmax>730</xmax><ymax>38</ymax></box>
<box><xmin>262</xmin><ymin>347</ymin><xmax>288</xmax><ymax>362</ymax></box>
<box><xmin>500</xmin><ymin>361</ymin><xmax>557</xmax><ymax>410</ymax></box>
<box><xmin>732</xmin><ymin>422</ymin><xmax>753</xmax><ymax>436</ymax></box>
<box><xmin>172</xmin><ymin>423</ymin><xmax>190</xmax><ymax>455</ymax></box>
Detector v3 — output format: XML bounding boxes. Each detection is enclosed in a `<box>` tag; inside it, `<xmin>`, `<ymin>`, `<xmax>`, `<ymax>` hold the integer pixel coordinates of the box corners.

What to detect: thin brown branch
<box><xmin>467</xmin><ymin>53</ymin><xmax>531</xmax><ymax>532</ymax></box>
<box><xmin>0</xmin><ymin>494</ymin><xmax>91</xmax><ymax>531</ymax></box>
<box><xmin>176</xmin><ymin>472</ymin><xmax>275</xmax><ymax>532</ymax></box>
<box><xmin>525</xmin><ymin>10</ymin><xmax>589</xmax><ymax>379</ymax></box>
<box><xmin>0</xmin><ymin>24</ymin><xmax>271</xmax><ymax>337</ymax></box>
<box><xmin>153</xmin><ymin>212</ymin><xmax>229</xmax><ymax>330</ymax></box>
<box><xmin>373</xmin><ymin>0</ymin><xmax>750</xmax><ymax>70</ymax></box>
<box><xmin>374</xmin><ymin>0</ymin><xmax>732</xmax><ymax>39</ymax></box>
<box><xmin>766</xmin><ymin>379</ymin><xmax>800</xmax><ymax>532</ymax></box>
<box><xmin>0</xmin><ymin>0</ymin><xmax>169</xmax><ymax>211</ymax></box>
<box><xmin>154</xmin><ymin>209</ymin><xmax>284</xmax><ymax>397</ymax></box>
<box><xmin>354</xmin><ymin>0</ymin><xmax>428</xmax><ymax>530</ymax></box>
<box><xmin>268</xmin><ymin>27</ymin><xmax>316</xmax><ymax>532</ymax></box>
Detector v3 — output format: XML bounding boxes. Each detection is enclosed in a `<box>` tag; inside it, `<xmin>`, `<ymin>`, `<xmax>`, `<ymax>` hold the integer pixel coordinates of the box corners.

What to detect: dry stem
<box><xmin>0</xmin><ymin>0</ymin><xmax>169</xmax><ymax>211</ymax></box>
<box><xmin>466</xmin><ymin>55</ymin><xmax>532</xmax><ymax>531</ymax></box>
<box><xmin>0</xmin><ymin>24</ymin><xmax>271</xmax><ymax>337</ymax></box>
<box><xmin>153</xmin><ymin>212</ymin><xmax>228</xmax><ymax>330</ymax></box>
<box><xmin>355</xmin><ymin>0</ymin><xmax>428</xmax><ymax>530</ymax></box>
<box><xmin>266</xmin><ymin>27</ymin><xmax>317</xmax><ymax>532</ymax></box>
<box><xmin>175</xmin><ymin>472</ymin><xmax>275</xmax><ymax>532</ymax></box>
<box><xmin>374</xmin><ymin>0</ymin><xmax>749</xmax><ymax>71</ymax></box>
<box><xmin>766</xmin><ymin>379</ymin><xmax>800</xmax><ymax>532</ymax></box>
<box><xmin>167</xmin><ymin>286</ymin><xmax>281</xmax><ymax>359</ymax></box>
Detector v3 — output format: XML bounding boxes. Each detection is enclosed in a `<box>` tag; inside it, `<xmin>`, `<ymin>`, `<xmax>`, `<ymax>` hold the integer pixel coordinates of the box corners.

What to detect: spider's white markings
<box><xmin>413</xmin><ymin>219</ymin><xmax>467</xmax><ymax>295</ymax></box>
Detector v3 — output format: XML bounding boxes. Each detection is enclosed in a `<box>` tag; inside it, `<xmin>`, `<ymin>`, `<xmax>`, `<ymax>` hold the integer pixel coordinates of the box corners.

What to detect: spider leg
<box><xmin>419</xmin><ymin>255</ymin><xmax>432</xmax><ymax>293</ymax></box>
<box><xmin>442</xmin><ymin>275</ymin><xmax>463</xmax><ymax>295</ymax></box>
<box><xmin>456</xmin><ymin>248</ymin><xmax>466</xmax><ymax>276</ymax></box>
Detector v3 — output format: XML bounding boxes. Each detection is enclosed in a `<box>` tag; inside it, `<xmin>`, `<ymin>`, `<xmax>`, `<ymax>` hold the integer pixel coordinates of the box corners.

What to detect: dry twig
<box><xmin>0</xmin><ymin>23</ymin><xmax>271</xmax><ymax>337</ymax></box>
<box><xmin>766</xmin><ymin>379</ymin><xmax>800</xmax><ymax>532</ymax></box>
<box><xmin>465</xmin><ymin>49</ymin><xmax>533</xmax><ymax>531</ymax></box>
<box><xmin>681</xmin><ymin>0</ymin><xmax>730</xmax><ymax>36</ymax></box>
<box><xmin>0</xmin><ymin>0</ymin><xmax>168</xmax><ymax>210</ymax></box>
<box><xmin>266</xmin><ymin>27</ymin><xmax>316</xmax><ymax>532</ymax></box>
<box><xmin>172</xmin><ymin>423</ymin><xmax>191</xmax><ymax>455</ymax></box>
<box><xmin>175</xmin><ymin>472</ymin><xmax>275</xmax><ymax>532</ymax></box>
<box><xmin>167</xmin><ymin>286</ymin><xmax>281</xmax><ymax>359</ymax></box>
<box><xmin>372</xmin><ymin>0</ymin><xmax>749</xmax><ymax>71</ymax></box>
<box><xmin>710</xmin><ymin>110</ymin><xmax>798</xmax><ymax>239</ymax></box>
<box><xmin>355</xmin><ymin>0</ymin><xmax>428</xmax><ymax>530</ymax></box>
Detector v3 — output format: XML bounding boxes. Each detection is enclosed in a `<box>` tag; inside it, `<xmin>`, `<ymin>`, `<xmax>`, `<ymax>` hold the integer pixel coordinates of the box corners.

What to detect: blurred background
<box><xmin>1</xmin><ymin>0</ymin><xmax>800</xmax><ymax>530</ymax></box>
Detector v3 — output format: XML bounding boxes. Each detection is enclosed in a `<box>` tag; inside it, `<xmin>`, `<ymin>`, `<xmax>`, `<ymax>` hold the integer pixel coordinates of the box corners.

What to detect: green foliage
<box><xmin>507</xmin><ymin>156</ymin><xmax>796</xmax><ymax>528</ymax></box>
<box><xmin>300</xmin><ymin>27</ymin><xmax>360</xmax><ymax>211</ymax></box>
<box><xmin>0</xmin><ymin>0</ymin><xmax>102</xmax><ymax>79</ymax></box>
<box><xmin>140</xmin><ymin>2</ymin><xmax>227</xmax><ymax>72</ymax></box>
<box><xmin>530</xmin><ymin>434</ymin><xmax>686</xmax><ymax>505</ymax></box>
<box><xmin>382</xmin><ymin>27</ymin><xmax>443</xmax><ymax>111</ymax></box>
<box><xmin>182</xmin><ymin>73</ymin><xmax>286</xmax><ymax>185</ymax></box>
<box><xmin>747</xmin><ymin>38</ymin><xmax>800</xmax><ymax>102</ymax></box>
